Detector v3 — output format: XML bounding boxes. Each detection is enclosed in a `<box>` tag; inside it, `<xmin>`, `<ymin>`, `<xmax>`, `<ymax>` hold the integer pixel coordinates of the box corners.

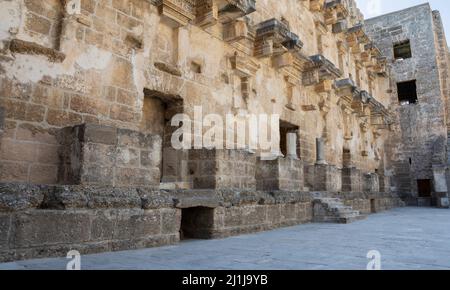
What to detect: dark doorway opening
<box><xmin>417</xmin><ymin>179</ymin><xmax>432</xmax><ymax>198</ymax></box>
<box><xmin>370</xmin><ymin>199</ymin><xmax>376</xmax><ymax>213</ymax></box>
<box><xmin>180</xmin><ymin>207</ymin><xmax>215</xmax><ymax>240</ymax></box>
<box><xmin>397</xmin><ymin>80</ymin><xmax>418</xmax><ymax>105</ymax></box>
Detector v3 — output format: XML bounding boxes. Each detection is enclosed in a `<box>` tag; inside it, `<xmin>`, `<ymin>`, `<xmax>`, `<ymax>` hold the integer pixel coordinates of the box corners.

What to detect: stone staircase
<box><xmin>313</xmin><ymin>197</ymin><xmax>367</xmax><ymax>224</ymax></box>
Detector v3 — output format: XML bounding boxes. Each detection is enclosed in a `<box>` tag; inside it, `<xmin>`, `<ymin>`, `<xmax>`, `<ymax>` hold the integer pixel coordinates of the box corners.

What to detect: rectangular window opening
<box><xmin>397</xmin><ymin>80</ymin><xmax>418</xmax><ymax>105</ymax></box>
<box><xmin>394</xmin><ymin>40</ymin><xmax>412</xmax><ymax>60</ymax></box>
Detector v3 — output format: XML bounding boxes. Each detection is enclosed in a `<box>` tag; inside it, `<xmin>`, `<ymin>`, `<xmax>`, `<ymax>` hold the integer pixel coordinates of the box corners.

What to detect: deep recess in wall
<box><xmin>394</xmin><ymin>40</ymin><xmax>412</xmax><ymax>60</ymax></box>
<box><xmin>397</xmin><ymin>80</ymin><xmax>418</xmax><ymax>105</ymax></box>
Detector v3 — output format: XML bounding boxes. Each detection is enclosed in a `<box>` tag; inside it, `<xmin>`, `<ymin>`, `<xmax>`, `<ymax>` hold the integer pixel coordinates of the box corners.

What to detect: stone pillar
<box><xmin>316</xmin><ymin>138</ymin><xmax>326</xmax><ymax>165</ymax></box>
<box><xmin>286</xmin><ymin>132</ymin><xmax>299</xmax><ymax>159</ymax></box>
<box><xmin>432</xmin><ymin>165</ymin><xmax>450</xmax><ymax>208</ymax></box>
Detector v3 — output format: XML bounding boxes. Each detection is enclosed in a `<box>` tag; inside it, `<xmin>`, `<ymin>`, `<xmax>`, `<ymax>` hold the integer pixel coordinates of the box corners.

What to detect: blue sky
<box><xmin>356</xmin><ymin>0</ymin><xmax>450</xmax><ymax>36</ymax></box>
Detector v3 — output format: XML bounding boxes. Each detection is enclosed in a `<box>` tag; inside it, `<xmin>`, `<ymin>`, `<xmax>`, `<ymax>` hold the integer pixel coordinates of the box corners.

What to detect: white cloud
<box><xmin>365</xmin><ymin>0</ymin><xmax>382</xmax><ymax>17</ymax></box>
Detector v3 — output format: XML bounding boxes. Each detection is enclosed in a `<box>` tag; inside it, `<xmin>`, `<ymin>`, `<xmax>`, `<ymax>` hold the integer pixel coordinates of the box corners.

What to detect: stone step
<box><xmin>313</xmin><ymin>197</ymin><xmax>366</xmax><ymax>224</ymax></box>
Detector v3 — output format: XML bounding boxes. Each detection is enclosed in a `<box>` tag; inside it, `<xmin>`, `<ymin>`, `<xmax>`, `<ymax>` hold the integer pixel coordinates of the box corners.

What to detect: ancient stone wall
<box><xmin>0</xmin><ymin>0</ymin><xmax>421</xmax><ymax>262</ymax></box>
<box><xmin>1</xmin><ymin>0</ymin><xmax>392</xmax><ymax>187</ymax></box>
<box><xmin>59</xmin><ymin>123</ymin><xmax>162</xmax><ymax>187</ymax></box>
<box><xmin>365</xmin><ymin>4</ymin><xmax>449</xmax><ymax>204</ymax></box>
<box><xmin>0</xmin><ymin>183</ymin><xmax>404</xmax><ymax>262</ymax></box>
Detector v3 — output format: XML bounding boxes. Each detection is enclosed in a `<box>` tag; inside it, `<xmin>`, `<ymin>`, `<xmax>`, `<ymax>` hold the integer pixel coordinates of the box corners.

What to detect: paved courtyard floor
<box><xmin>1</xmin><ymin>207</ymin><xmax>450</xmax><ymax>270</ymax></box>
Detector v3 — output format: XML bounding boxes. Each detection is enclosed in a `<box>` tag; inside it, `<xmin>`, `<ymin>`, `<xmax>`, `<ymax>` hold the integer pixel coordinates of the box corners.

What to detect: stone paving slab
<box><xmin>1</xmin><ymin>207</ymin><xmax>450</xmax><ymax>270</ymax></box>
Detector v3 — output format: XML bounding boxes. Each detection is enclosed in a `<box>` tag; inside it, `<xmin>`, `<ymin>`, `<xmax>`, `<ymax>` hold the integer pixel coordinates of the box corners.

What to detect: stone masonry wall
<box><xmin>0</xmin><ymin>183</ymin><xmax>404</xmax><ymax>263</ymax></box>
<box><xmin>365</xmin><ymin>4</ymin><xmax>448</xmax><ymax>198</ymax></box>
<box><xmin>0</xmin><ymin>0</ymin><xmax>392</xmax><ymax>186</ymax></box>
<box><xmin>59</xmin><ymin>123</ymin><xmax>162</xmax><ymax>187</ymax></box>
<box><xmin>0</xmin><ymin>0</ymin><xmax>428</xmax><ymax>262</ymax></box>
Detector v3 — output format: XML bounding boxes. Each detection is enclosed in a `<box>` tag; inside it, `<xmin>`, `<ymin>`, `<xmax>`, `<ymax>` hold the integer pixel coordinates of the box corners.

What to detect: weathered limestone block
<box><xmin>11</xmin><ymin>210</ymin><xmax>91</xmax><ymax>248</ymax></box>
<box><xmin>363</xmin><ymin>173</ymin><xmax>380</xmax><ymax>193</ymax></box>
<box><xmin>313</xmin><ymin>164</ymin><xmax>342</xmax><ymax>192</ymax></box>
<box><xmin>341</xmin><ymin>167</ymin><xmax>362</xmax><ymax>192</ymax></box>
<box><xmin>256</xmin><ymin>157</ymin><xmax>304</xmax><ymax>191</ymax></box>
<box><xmin>0</xmin><ymin>183</ymin><xmax>46</xmax><ymax>212</ymax></box>
<box><xmin>188</xmin><ymin>149</ymin><xmax>256</xmax><ymax>190</ymax></box>
<box><xmin>58</xmin><ymin>124</ymin><xmax>162</xmax><ymax>187</ymax></box>
<box><xmin>113</xmin><ymin>209</ymin><xmax>162</xmax><ymax>240</ymax></box>
<box><xmin>40</xmin><ymin>186</ymin><xmax>143</xmax><ymax>210</ymax></box>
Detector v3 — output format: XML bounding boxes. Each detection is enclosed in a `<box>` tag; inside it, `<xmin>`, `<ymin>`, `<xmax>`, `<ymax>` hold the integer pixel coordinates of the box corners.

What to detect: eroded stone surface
<box><xmin>1</xmin><ymin>207</ymin><xmax>450</xmax><ymax>270</ymax></box>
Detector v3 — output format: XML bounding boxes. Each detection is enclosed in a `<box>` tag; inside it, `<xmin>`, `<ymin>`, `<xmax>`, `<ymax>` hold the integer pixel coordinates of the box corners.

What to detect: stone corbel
<box><xmin>368</xmin><ymin>98</ymin><xmax>392</xmax><ymax>130</ymax></box>
<box><xmin>195</xmin><ymin>0</ymin><xmax>219</xmax><ymax>28</ymax></box>
<box><xmin>362</xmin><ymin>43</ymin><xmax>381</xmax><ymax>67</ymax></box>
<box><xmin>216</xmin><ymin>0</ymin><xmax>256</xmax><ymax>23</ymax></box>
<box><xmin>154</xmin><ymin>0</ymin><xmax>256</xmax><ymax>28</ymax></box>
<box><xmin>315</xmin><ymin>79</ymin><xmax>333</xmax><ymax>94</ymax></box>
<box><xmin>374</xmin><ymin>57</ymin><xmax>388</xmax><ymax>76</ymax></box>
<box><xmin>223</xmin><ymin>18</ymin><xmax>256</xmax><ymax>55</ymax></box>
<box><xmin>324</xmin><ymin>0</ymin><xmax>349</xmax><ymax>26</ymax></box>
<box><xmin>335</xmin><ymin>78</ymin><xmax>358</xmax><ymax>106</ymax></box>
<box><xmin>302</xmin><ymin>54</ymin><xmax>342</xmax><ymax>87</ymax></box>
<box><xmin>352</xmin><ymin>90</ymin><xmax>370</xmax><ymax>116</ymax></box>
<box><xmin>155</xmin><ymin>0</ymin><xmax>196</xmax><ymax>27</ymax></box>
<box><xmin>332</xmin><ymin>20</ymin><xmax>347</xmax><ymax>34</ymax></box>
<box><xmin>230</xmin><ymin>51</ymin><xmax>260</xmax><ymax>77</ymax></box>
<box><xmin>254</xmin><ymin>18</ymin><xmax>304</xmax><ymax>59</ymax></box>
<box><xmin>346</xmin><ymin>24</ymin><xmax>370</xmax><ymax>55</ymax></box>
<box><xmin>273</xmin><ymin>51</ymin><xmax>310</xmax><ymax>85</ymax></box>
